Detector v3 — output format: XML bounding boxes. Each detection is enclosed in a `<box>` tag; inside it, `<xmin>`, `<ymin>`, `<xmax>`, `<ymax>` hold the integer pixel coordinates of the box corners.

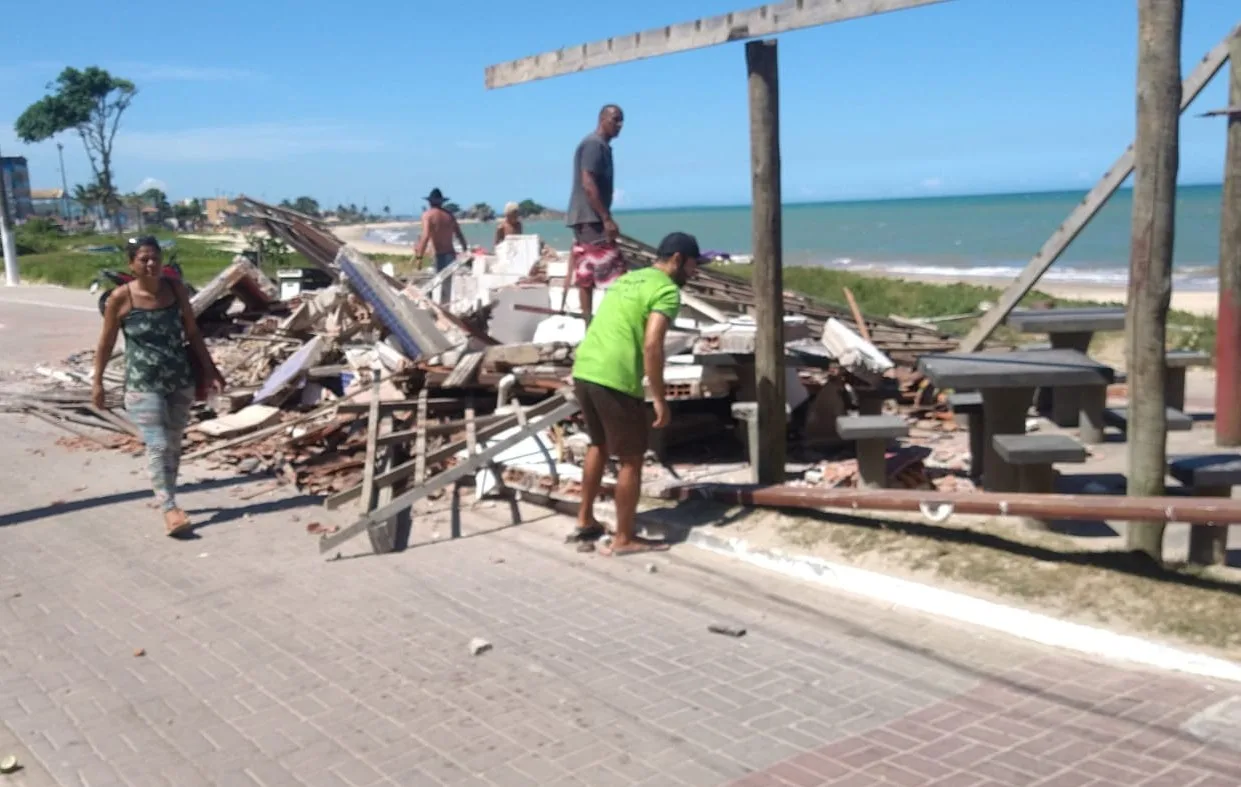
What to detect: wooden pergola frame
<box><xmin>485</xmin><ymin>2</ymin><xmax>1241</xmax><ymax>480</ymax></box>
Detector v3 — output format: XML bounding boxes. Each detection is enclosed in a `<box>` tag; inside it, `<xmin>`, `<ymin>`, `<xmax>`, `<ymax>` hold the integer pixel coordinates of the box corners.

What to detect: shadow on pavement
<box><xmin>0</xmin><ymin>475</ymin><xmax>262</xmax><ymax>529</ymax></box>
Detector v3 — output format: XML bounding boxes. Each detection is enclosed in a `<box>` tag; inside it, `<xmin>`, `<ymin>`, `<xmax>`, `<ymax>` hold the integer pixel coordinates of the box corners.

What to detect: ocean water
<box><xmin>368</xmin><ymin>185</ymin><xmax>1224</xmax><ymax>289</ymax></box>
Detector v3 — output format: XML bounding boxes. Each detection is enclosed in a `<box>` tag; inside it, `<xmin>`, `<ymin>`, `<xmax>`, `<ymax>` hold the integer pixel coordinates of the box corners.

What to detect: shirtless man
<box><xmin>414</xmin><ymin>187</ymin><xmax>469</xmax><ymax>302</ymax></box>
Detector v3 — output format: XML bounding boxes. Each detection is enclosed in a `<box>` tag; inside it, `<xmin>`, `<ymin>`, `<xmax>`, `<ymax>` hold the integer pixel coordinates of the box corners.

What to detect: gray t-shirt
<box><xmin>566</xmin><ymin>132</ymin><xmax>613</xmax><ymax>227</ymax></box>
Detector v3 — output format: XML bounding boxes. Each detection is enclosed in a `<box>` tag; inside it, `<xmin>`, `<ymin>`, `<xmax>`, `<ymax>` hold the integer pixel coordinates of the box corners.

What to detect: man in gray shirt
<box><xmin>563</xmin><ymin>104</ymin><xmax>626</xmax><ymax>322</ymax></box>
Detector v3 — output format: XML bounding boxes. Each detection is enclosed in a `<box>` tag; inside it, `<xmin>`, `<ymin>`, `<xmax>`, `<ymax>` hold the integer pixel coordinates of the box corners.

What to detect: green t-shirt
<box><xmin>572</xmin><ymin>267</ymin><xmax>681</xmax><ymax>399</ymax></box>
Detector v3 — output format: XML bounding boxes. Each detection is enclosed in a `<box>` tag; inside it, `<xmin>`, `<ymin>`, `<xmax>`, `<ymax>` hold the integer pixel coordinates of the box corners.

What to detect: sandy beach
<box><xmin>888</xmin><ymin>272</ymin><xmax>1217</xmax><ymax>317</ymax></box>
<box><xmin>333</xmin><ymin>223</ymin><xmax>415</xmax><ymax>258</ymax></box>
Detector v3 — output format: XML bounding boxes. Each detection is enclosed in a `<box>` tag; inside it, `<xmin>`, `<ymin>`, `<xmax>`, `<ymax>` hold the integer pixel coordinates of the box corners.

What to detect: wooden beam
<box><xmin>484</xmin><ymin>0</ymin><xmax>950</xmax><ymax>89</ymax></box>
<box><xmin>1199</xmin><ymin>105</ymin><xmax>1241</xmax><ymax>117</ymax></box>
<box><xmin>747</xmin><ymin>39</ymin><xmax>787</xmax><ymax>485</ymax></box>
<box><xmin>1216</xmin><ymin>31</ymin><xmax>1241</xmax><ymax>447</ymax></box>
<box><xmin>319</xmin><ymin>396</ymin><xmax>580</xmax><ymax>553</ymax></box>
<box><xmin>956</xmin><ymin>25</ymin><xmax>1238</xmax><ymax>353</ymax></box>
<box><xmin>1125</xmin><ymin>0</ymin><xmax>1183</xmax><ymax>562</ymax></box>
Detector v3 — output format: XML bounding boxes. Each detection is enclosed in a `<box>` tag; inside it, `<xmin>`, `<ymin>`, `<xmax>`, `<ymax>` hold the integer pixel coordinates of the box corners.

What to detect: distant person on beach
<box><xmin>414</xmin><ymin>187</ymin><xmax>469</xmax><ymax>302</ymax></box>
<box><xmin>569</xmin><ymin>232</ymin><xmax>704</xmax><ymax>556</ymax></box>
<box><xmin>563</xmin><ymin>104</ymin><xmax>626</xmax><ymax>323</ymax></box>
<box><xmin>494</xmin><ymin>201</ymin><xmax>524</xmax><ymax>246</ymax></box>
<box><xmin>91</xmin><ymin>236</ymin><xmax>225</xmax><ymax>538</ymax></box>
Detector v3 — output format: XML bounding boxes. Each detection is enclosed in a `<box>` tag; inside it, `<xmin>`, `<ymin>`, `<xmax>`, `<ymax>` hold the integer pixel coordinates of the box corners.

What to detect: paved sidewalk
<box><xmin>2</xmin><ymin>410</ymin><xmax>1239</xmax><ymax>787</ymax></box>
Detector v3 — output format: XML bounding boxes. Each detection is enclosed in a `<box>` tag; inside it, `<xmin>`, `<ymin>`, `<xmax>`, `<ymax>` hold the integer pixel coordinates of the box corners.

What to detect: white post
<box><xmin>0</xmin><ymin>146</ymin><xmax>18</xmax><ymax>287</ymax></box>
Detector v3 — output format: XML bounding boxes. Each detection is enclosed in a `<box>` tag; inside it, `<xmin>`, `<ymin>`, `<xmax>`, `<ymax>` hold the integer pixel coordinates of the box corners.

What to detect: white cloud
<box><xmin>920</xmin><ymin>177</ymin><xmax>943</xmax><ymax>189</ymax></box>
<box><xmin>612</xmin><ymin>188</ymin><xmax>627</xmax><ymax>207</ymax></box>
<box><xmin>135</xmin><ymin>177</ymin><xmax>167</xmax><ymax>193</ymax></box>
<box><xmin>115</xmin><ymin>123</ymin><xmax>386</xmax><ymax>162</ymax></box>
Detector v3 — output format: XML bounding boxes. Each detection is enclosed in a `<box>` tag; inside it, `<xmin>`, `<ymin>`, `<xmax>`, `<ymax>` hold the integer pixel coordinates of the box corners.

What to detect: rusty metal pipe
<box><xmin>663</xmin><ymin>484</ymin><xmax>1240</xmax><ymax>526</ymax></box>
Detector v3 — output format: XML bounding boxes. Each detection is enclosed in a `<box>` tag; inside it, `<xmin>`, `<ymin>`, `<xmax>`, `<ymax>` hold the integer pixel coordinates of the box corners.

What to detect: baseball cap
<box><xmin>656</xmin><ymin>231</ymin><xmax>706</xmax><ymax>263</ymax></box>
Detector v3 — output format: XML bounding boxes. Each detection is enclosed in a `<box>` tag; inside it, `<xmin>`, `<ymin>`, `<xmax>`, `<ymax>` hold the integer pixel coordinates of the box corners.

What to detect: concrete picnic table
<box><xmin>1006</xmin><ymin>307</ymin><xmax>1125</xmax><ymax>425</ymax></box>
<box><xmin>917</xmin><ymin>348</ymin><xmax>1115</xmax><ymax>492</ymax></box>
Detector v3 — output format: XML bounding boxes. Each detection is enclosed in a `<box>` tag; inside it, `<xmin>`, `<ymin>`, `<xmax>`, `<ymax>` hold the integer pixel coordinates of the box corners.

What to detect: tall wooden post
<box><xmin>1125</xmin><ymin>0</ymin><xmax>1183</xmax><ymax>560</ymax></box>
<box><xmin>747</xmin><ymin>39</ymin><xmax>786</xmax><ymax>485</ymax></box>
<box><xmin>1216</xmin><ymin>32</ymin><xmax>1241</xmax><ymax>447</ymax></box>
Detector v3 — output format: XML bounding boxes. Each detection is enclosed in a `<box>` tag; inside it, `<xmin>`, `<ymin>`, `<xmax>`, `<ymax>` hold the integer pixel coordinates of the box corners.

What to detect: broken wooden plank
<box><xmin>324</xmin><ymin>394</ymin><xmax>574</xmax><ymax>509</ymax></box>
<box><xmin>194</xmin><ymin>404</ymin><xmax>282</xmax><ymax>439</ymax></box>
<box><xmin>375</xmin><ymin>411</ymin><xmax>510</xmax><ymax>448</ymax></box>
<box><xmin>253</xmin><ymin>335</ymin><xmax>327</xmax><ymax>405</ymax></box>
<box><xmin>443</xmin><ymin>351</ymin><xmax>485</xmax><ymax>388</ymax></box>
<box><xmin>319</xmin><ymin>394</ymin><xmax>580</xmax><ymax>553</ymax></box>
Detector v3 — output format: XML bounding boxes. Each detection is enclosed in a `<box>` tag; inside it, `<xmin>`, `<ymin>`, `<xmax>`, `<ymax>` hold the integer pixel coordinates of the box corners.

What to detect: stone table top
<box><xmin>917</xmin><ymin>348</ymin><xmax>1115</xmax><ymax>390</ymax></box>
<box><xmin>1007</xmin><ymin>307</ymin><xmax>1126</xmax><ymax>334</ymax></box>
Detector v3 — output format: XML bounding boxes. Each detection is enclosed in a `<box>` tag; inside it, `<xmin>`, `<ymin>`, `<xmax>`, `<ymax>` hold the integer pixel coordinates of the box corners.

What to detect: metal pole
<box><xmin>1215</xmin><ymin>32</ymin><xmax>1241</xmax><ymax>446</ymax></box>
<box><xmin>664</xmin><ymin>483</ymin><xmax>1241</xmax><ymax>527</ymax></box>
<box><xmin>57</xmin><ymin>142</ymin><xmax>70</xmax><ymax>220</ymax></box>
<box><xmin>0</xmin><ymin>144</ymin><xmax>19</xmax><ymax>286</ymax></box>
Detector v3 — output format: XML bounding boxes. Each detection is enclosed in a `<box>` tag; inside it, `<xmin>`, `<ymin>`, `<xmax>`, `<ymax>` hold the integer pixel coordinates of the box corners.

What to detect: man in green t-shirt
<box><xmin>570</xmin><ymin>232</ymin><xmax>705</xmax><ymax>556</ymax></box>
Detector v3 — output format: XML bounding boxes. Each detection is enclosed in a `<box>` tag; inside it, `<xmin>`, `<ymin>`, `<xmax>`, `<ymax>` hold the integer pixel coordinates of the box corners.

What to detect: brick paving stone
<box><xmin>0</xmin><ymin>324</ymin><xmax>1239</xmax><ymax>787</ymax></box>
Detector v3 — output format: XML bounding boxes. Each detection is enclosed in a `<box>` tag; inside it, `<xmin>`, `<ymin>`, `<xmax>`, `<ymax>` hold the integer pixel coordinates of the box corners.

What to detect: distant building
<box><xmin>203</xmin><ymin>197</ymin><xmax>235</xmax><ymax>226</ymax></box>
<box><xmin>1</xmin><ymin>157</ymin><xmax>33</xmax><ymax>221</ymax></box>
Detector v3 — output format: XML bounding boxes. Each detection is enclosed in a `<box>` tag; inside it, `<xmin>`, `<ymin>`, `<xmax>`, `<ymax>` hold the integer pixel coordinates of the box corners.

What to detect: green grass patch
<box><xmin>711</xmin><ymin>263</ymin><xmax>1215</xmax><ymax>355</ymax></box>
<box><xmin>14</xmin><ymin>229</ymin><xmax>311</xmax><ymax>289</ymax></box>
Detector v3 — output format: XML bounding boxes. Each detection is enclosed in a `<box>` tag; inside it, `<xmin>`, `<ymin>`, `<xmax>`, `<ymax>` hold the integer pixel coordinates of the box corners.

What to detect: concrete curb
<box><xmin>684</xmin><ymin>528</ymin><xmax>1241</xmax><ymax>685</ymax></box>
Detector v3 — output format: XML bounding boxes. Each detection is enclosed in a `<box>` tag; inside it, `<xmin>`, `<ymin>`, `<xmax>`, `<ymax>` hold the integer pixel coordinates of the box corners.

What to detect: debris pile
<box><xmin>2</xmin><ymin>199</ymin><xmax>983</xmax><ymax>554</ymax></box>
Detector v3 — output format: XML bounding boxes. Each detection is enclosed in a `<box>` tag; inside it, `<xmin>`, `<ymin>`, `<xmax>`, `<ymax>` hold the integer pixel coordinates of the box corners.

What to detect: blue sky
<box><xmin>1</xmin><ymin>0</ymin><xmax>1236</xmax><ymax>213</ymax></box>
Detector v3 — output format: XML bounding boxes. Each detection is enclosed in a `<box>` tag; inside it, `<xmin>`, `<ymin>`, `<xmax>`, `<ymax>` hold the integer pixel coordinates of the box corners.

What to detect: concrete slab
<box><xmin>1105</xmin><ymin>406</ymin><xmax>1195</xmax><ymax>432</ymax></box>
<box><xmin>918</xmin><ymin>348</ymin><xmax>1115</xmax><ymax>390</ymax></box>
<box><xmin>993</xmin><ymin>433</ymin><xmax>1088</xmax><ymax>465</ymax></box>
<box><xmin>835</xmin><ymin>414</ymin><xmax>909</xmax><ymax>441</ymax></box>
<box><xmin>1007</xmin><ymin>307</ymin><xmax>1127</xmax><ymax>334</ymax></box>
<box><xmin>1169</xmin><ymin>453</ymin><xmax>1241</xmax><ymax>488</ymax></box>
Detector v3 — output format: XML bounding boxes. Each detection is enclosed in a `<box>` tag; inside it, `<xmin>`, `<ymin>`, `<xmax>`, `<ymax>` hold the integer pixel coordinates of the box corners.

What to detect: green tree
<box><xmin>14</xmin><ymin>67</ymin><xmax>137</xmax><ymax>229</ymax></box>
<box><xmin>173</xmin><ymin>199</ymin><xmax>203</xmax><ymax>229</ymax></box>
<box><xmin>383</xmin><ymin>205</ymin><xmax>391</xmax><ymax>217</ymax></box>
<box><xmin>280</xmin><ymin>196</ymin><xmax>320</xmax><ymax>216</ymax></box>
<box><xmin>72</xmin><ymin>181</ymin><xmax>107</xmax><ymax>221</ymax></box>
<box><xmin>443</xmin><ymin>201</ymin><xmax>461</xmax><ymax>216</ymax></box>
<box><xmin>517</xmin><ymin>199</ymin><xmax>546</xmax><ymax>218</ymax></box>
<box><xmin>141</xmin><ymin>188</ymin><xmax>171</xmax><ymax>221</ymax></box>
<box><xmin>468</xmin><ymin>202</ymin><xmax>496</xmax><ymax>221</ymax></box>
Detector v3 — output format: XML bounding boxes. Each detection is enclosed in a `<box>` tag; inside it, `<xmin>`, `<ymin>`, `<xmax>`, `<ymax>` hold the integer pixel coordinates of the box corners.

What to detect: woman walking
<box><xmin>91</xmin><ymin>236</ymin><xmax>225</xmax><ymax>536</ymax></box>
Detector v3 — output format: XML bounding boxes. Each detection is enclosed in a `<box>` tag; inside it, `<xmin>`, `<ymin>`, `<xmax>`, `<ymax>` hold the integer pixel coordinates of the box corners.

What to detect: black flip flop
<box><xmin>565</xmin><ymin>522</ymin><xmax>606</xmax><ymax>543</ymax></box>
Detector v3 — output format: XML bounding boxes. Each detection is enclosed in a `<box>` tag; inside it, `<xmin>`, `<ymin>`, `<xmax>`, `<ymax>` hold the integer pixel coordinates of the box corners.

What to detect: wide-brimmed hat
<box><xmin>425</xmin><ymin>188</ymin><xmax>448</xmax><ymax>203</ymax></box>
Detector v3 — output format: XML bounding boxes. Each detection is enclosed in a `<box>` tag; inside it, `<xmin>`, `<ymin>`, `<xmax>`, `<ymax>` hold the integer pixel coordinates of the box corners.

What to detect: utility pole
<box><xmin>0</xmin><ymin>144</ymin><xmax>19</xmax><ymax>286</ymax></box>
<box><xmin>1215</xmin><ymin>31</ymin><xmax>1241</xmax><ymax>447</ymax></box>
<box><xmin>56</xmin><ymin>142</ymin><xmax>70</xmax><ymax>220</ymax></box>
<box><xmin>1125</xmin><ymin>0</ymin><xmax>1183</xmax><ymax>561</ymax></box>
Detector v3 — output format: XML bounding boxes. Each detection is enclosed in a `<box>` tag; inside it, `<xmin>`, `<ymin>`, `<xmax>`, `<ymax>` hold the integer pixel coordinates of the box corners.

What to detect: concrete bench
<box><xmin>948</xmin><ymin>391</ymin><xmax>984</xmax><ymax>481</ymax></box>
<box><xmin>992</xmin><ymin>434</ymin><xmax>1088</xmax><ymax>529</ymax></box>
<box><xmin>732</xmin><ymin>402</ymin><xmax>792</xmax><ymax>483</ymax></box>
<box><xmin>1165</xmin><ymin>349</ymin><xmax>1212</xmax><ymax>411</ymax></box>
<box><xmin>1104</xmin><ymin>406</ymin><xmax>1194</xmax><ymax>433</ymax></box>
<box><xmin>836</xmin><ymin>414</ymin><xmax>909</xmax><ymax>489</ymax></box>
<box><xmin>1168</xmin><ymin>454</ymin><xmax>1240</xmax><ymax>566</ymax></box>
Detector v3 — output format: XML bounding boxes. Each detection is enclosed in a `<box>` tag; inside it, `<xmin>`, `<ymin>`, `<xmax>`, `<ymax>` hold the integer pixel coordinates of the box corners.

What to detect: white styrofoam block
<box><xmin>533</xmin><ymin>315</ymin><xmax>586</xmax><ymax>345</ymax></box>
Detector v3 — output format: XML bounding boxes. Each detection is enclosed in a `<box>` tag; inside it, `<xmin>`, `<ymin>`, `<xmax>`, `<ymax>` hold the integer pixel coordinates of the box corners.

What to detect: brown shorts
<box><xmin>573</xmin><ymin>378</ymin><xmax>649</xmax><ymax>458</ymax></box>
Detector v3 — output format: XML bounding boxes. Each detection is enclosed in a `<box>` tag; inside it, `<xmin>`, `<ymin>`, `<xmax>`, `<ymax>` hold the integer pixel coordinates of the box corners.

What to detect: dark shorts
<box><xmin>573</xmin><ymin>378</ymin><xmax>649</xmax><ymax>459</ymax></box>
